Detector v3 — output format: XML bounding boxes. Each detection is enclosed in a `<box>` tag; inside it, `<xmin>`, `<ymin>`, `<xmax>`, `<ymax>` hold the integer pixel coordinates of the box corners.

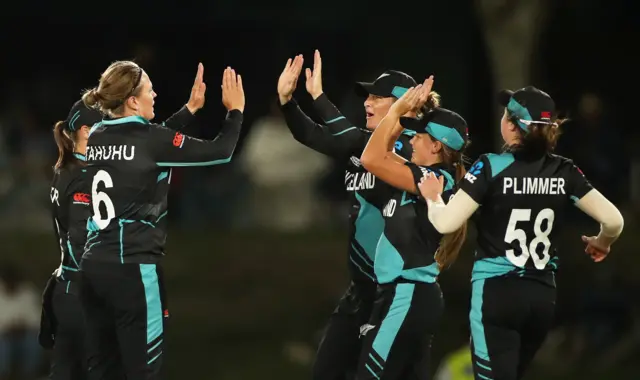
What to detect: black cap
<box><xmin>399</xmin><ymin>108</ymin><xmax>468</xmax><ymax>151</ymax></box>
<box><xmin>63</xmin><ymin>100</ymin><xmax>103</xmax><ymax>132</ymax></box>
<box><xmin>498</xmin><ymin>86</ymin><xmax>556</xmax><ymax>131</ymax></box>
<box><xmin>355</xmin><ymin>70</ymin><xmax>417</xmax><ymax>99</ymax></box>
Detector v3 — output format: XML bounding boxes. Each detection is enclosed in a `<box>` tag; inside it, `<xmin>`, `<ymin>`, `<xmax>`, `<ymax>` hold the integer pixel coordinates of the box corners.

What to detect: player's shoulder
<box><xmin>394</xmin><ymin>132</ymin><xmax>414</xmax><ymax>160</ymax></box>
<box><xmin>547</xmin><ymin>153</ymin><xmax>576</xmax><ymax>167</ymax></box>
<box><xmin>474</xmin><ymin>152</ymin><xmax>516</xmax><ymax>178</ymax></box>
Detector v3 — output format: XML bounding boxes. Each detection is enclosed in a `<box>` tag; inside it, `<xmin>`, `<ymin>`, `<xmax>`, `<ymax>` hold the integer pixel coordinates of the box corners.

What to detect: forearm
<box><xmin>575</xmin><ymin>189</ymin><xmax>624</xmax><ymax>245</ymax></box>
<box><xmin>312</xmin><ymin>93</ymin><xmax>357</xmax><ymax>135</ymax></box>
<box><xmin>161</xmin><ymin>105</ymin><xmax>196</xmax><ymax>130</ymax></box>
<box><xmin>426</xmin><ymin>190</ymin><xmax>479</xmax><ymax>234</ymax></box>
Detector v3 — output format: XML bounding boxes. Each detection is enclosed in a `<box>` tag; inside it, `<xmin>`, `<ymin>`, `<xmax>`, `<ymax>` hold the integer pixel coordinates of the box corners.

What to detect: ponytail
<box><xmin>509</xmin><ymin>112</ymin><xmax>567</xmax><ymax>153</ymax></box>
<box><xmin>82</xmin><ymin>87</ymin><xmax>100</xmax><ymax>109</ymax></box>
<box><xmin>53</xmin><ymin>121</ymin><xmax>75</xmax><ymax>170</ymax></box>
<box><xmin>434</xmin><ymin>147</ymin><xmax>469</xmax><ymax>271</ymax></box>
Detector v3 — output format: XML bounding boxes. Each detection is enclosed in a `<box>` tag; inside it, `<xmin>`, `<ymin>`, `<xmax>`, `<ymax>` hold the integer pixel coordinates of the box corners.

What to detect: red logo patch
<box><xmin>541</xmin><ymin>111</ymin><xmax>551</xmax><ymax>119</ymax></box>
<box><xmin>173</xmin><ymin>132</ymin><xmax>184</xmax><ymax>147</ymax></box>
<box><xmin>73</xmin><ymin>193</ymin><xmax>90</xmax><ymax>203</ymax></box>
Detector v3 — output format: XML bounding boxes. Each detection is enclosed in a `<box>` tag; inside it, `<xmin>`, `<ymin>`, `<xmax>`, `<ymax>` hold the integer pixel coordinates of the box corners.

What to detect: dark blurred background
<box><xmin>0</xmin><ymin>0</ymin><xmax>638</xmax><ymax>378</ymax></box>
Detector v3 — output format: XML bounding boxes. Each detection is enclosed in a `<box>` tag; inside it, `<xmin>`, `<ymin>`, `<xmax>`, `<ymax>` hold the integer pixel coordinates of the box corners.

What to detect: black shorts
<box><xmin>470</xmin><ymin>276</ymin><xmax>556</xmax><ymax>380</ymax></box>
<box><xmin>312</xmin><ymin>281</ymin><xmax>376</xmax><ymax>380</ymax></box>
<box><xmin>50</xmin><ymin>280</ymin><xmax>87</xmax><ymax>380</ymax></box>
<box><xmin>80</xmin><ymin>260</ymin><xmax>168</xmax><ymax>380</ymax></box>
<box><xmin>356</xmin><ymin>282</ymin><xmax>444</xmax><ymax>380</ymax></box>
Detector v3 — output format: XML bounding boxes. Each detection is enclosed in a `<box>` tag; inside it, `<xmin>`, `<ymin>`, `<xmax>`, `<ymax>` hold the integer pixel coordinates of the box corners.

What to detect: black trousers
<box><xmin>470</xmin><ymin>276</ymin><xmax>556</xmax><ymax>380</ymax></box>
<box><xmin>312</xmin><ymin>281</ymin><xmax>376</xmax><ymax>380</ymax></box>
<box><xmin>355</xmin><ymin>282</ymin><xmax>444</xmax><ymax>380</ymax></box>
<box><xmin>80</xmin><ymin>260</ymin><xmax>168</xmax><ymax>380</ymax></box>
<box><xmin>50</xmin><ymin>280</ymin><xmax>87</xmax><ymax>380</ymax></box>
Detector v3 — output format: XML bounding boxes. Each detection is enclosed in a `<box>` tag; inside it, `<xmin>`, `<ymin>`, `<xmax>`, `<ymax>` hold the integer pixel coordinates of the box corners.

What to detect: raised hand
<box><xmin>221</xmin><ymin>67</ymin><xmax>245</xmax><ymax>112</ymax></box>
<box><xmin>389</xmin><ymin>85</ymin><xmax>423</xmax><ymax>117</ymax></box>
<box><xmin>186</xmin><ymin>62</ymin><xmax>207</xmax><ymax>114</ymax></box>
<box><xmin>305</xmin><ymin>49</ymin><xmax>324</xmax><ymax>100</ymax></box>
<box><xmin>277</xmin><ymin>55</ymin><xmax>304</xmax><ymax>105</ymax></box>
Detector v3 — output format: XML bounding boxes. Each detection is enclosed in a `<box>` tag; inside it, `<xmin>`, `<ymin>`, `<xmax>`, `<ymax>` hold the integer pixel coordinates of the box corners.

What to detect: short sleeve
<box><xmin>567</xmin><ymin>163</ymin><xmax>593</xmax><ymax>201</ymax></box>
<box><xmin>405</xmin><ymin>162</ymin><xmax>429</xmax><ymax>192</ymax></box>
<box><xmin>458</xmin><ymin>155</ymin><xmax>491</xmax><ymax>204</ymax></box>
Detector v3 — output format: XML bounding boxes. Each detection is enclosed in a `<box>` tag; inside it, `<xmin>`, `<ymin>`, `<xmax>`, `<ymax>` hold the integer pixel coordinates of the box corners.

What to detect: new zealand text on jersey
<box><xmin>346</xmin><ymin>171</ymin><xmax>376</xmax><ymax>191</ymax></box>
<box><xmin>86</xmin><ymin>145</ymin><xmax>135</xmax><ymax>161</ymax></box>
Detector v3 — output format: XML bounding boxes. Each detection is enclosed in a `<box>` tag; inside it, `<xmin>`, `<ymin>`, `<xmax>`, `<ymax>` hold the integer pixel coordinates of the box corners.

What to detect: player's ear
<box><xmin>431</xmin><ymin>139</ymin><xmax>443</xmax><ymax>155</ymax></box>
<box><xmin>79</xmin><ymin>125</ymin><xmax>91</xmax><ymax>140</ymax></box>
<box><xmin>126</xmin><ymin>96</ymin><xmax>139</xmax><ymax>113</ymax></box>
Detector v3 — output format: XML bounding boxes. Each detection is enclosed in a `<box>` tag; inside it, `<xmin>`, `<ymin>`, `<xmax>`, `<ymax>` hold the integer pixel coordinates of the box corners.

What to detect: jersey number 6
<box><xmin>92</xmin><ymin>170</ymin><xmax>116</xmax><ymax>230</ymax></box>
<box><xmin>504</xmin><ymin>208</ymin><xmax>555</xmax><ymax>270</ymax></box>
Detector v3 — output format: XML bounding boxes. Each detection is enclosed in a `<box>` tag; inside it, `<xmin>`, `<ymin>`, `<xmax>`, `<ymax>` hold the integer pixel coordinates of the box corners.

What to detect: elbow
<box><xmin>360</xmin><ymin>151</ymin><xmax>380</xmax><ymax>172</ymax></box>
<box><xmin>604</xmin><ymin>209</ymin><xmax>625</xmax><ymax>237</ymax></box>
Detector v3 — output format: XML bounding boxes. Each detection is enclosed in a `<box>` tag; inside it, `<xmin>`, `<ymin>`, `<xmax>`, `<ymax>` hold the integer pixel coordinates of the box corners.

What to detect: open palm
<box><xmin>277</xmin><ymin>55</ymin><xmax>304</xmax><ymax>105</ymax></box>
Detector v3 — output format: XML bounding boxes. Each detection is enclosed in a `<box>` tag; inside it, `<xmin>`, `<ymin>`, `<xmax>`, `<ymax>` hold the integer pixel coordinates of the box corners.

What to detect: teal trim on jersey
<box><xmin>570</xmin><ymin>195</ymin><xmax>579</xmax><ymax>203</ymax></box>
<box><xmin>374</xmin><ymin>233</ymin><xmax>403</xmax><ymax>284</ymax></box>
<box><xmin>157</xmin><ymin>171</ymin><xmax>169</xmax><ymax>182</ymax></box>
<box><xmin>325</xmin><ymin>116</ymin><xmax>345</xmax><ymax>124</ymax></box>
<box><xmin>350</xmin><ymin>243</ymin><xmax>374</xmax><ymax>268</ymax></box>
<box><xmin>471</xmin><ymin>256</ymin><xmax>516</xmax><ymax>281</ymax></box>
<box><xmin>88</xmin><ymin>122</ymin><xmax>101</xmax><ymax>137</ymax></box>
<box><xmin>486</xmin><ymin>153</ymin><xmax>515</xmax><ymax>178</ymax></box>
<box><xmin>86</xmin><ymin>218</ymin><xmax>100</xmax><ymax>233</ymax></box>
<box><xmin>426</xmin><ymin>122</ymin><xmax>465</xmax><ymax>151</ymax></box>
<box><xmin>374</xmin><ymin>233</ymin><xmax>439</xmax><ymax>284</ymax></box>
<box><xmin>507</xmin><ymin>98</ymin><xmax>532</xmax><ymax>131</ymax></box>
<box><xmin>69</xmin><ymin>111</ymin><xmax>81</xmax><ymax>131</ymax></box>
<box><xmin>391</xmin><ymin>86</ymin><xmax>408</xmax><ymax>98</ymax></box>
<box><xmin>354</xmin><ymin>192</ymin><xmax>385</xmax><ymax>262</ymax></box>
<box><xmin>349</xmin><ymin>256</ymin><xmax>375</xmax><ymax>281</ymax></box>
<box><xmin>66</xmin><ymin>241</ymin><xmax>80</xmax><ymax>268</ymax></box>
<box><xmin>438</xmin><ymin>169</ymin><xmax>454</xmax><ymax>191</ymax></box>
<box><xmin>401</xmin><ymin>263</ymin><xmax>439</xmax><ymax>283</ymax></box>
<box><xmin>400</xmin><ymin>191</ymin><xmax>415</xmax><ymax>206</ymax></box>
<box><xmin>156</xmin><ymin>156</ymin><xmax>232</xmax><ymax>167</ymax></box>
<box><xmin>156</xmin><ymin>211</ymin><xmax>168</xmax><ymax>223</ymax></box>
<box><xmin>332</xmin><ymin>127</ymin><xmax>357</xmax><ymax>136</ymax></box>
<box><xmin>61</xmin><ymin>265</ymin><xmax>78</xmax><ymax>272</ymax></box>
<box><xmin>102</xmin><ymin>115</ymin><xmax>149</xmax><ymax>126</ymax></box>
<box><xmin>470</xmin><ymin>279</ymin><xmax>491</xmax><ymax>363</ymax></box>
<box><xmin>118</xmin><ymin>219</ymin><xmax>135</xmax><ymax>264</ymax></box>
<box><xmin>73</xmin><ymin>153</ymin><xmax>86</xmax><ymax>161</ymax></box>
<box><xmin>139</xmin><ymin>264</ymin><xmax>163</xmax><ymax>349</ymax></box>
<box><xmin>372</xmin><ymin>283</ymin><xmax>415</xmax><ymax>361</ymax></box>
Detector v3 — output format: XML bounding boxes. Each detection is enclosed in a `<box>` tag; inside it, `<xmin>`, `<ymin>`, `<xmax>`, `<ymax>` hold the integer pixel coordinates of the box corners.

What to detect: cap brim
<box><xmin>355</xmin><ymin>82</ymin><xmax>386</xmax><ymax>98</ymax></box>
<box><xmin>399</xmin><ymin>117</ymin><xmax>426</xmax><ymax>133</ymax></box>
<box><xmin>497</xmin><ymin>89</ymin><xmax>514</xmax><ymax>106</ymax></box>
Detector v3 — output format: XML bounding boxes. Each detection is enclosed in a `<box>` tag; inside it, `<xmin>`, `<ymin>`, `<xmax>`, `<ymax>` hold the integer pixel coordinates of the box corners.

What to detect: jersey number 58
<box><xmin>504</xmin><ymin>208</ymin><xmax>555</xmax><ymax>270</ymax></box>
<box><xmin>92</xmin><ymin>170</ymin><xmax>116</xmax><ymax>230</ymax></box>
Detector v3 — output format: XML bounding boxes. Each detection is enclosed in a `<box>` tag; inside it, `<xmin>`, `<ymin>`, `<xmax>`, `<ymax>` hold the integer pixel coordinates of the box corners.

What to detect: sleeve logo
<box><xmin>464</xmin><ymin>161</ymin><xmax>484</xmax><ymax>184</ymax></box>
<box><xmin>73</xmin><ymin>192</ymin><xmax>91</xmax><ymax>205</ymax></box>
<box><xmin>173</xmin><ymin>132</ymin><xmax>185</xmax><ymax>148</ymax></box>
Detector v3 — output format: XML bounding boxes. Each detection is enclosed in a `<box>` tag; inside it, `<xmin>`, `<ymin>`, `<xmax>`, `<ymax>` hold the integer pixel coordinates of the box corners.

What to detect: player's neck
<box><xmin>415</xmin><ymin>156</ymin><xmax>442</xmax><ymax>167</ymax></box>
<box><xmin>74</xmin><ymin>141</ymin><xmax>87</xmax><ymax>156</ymax></box>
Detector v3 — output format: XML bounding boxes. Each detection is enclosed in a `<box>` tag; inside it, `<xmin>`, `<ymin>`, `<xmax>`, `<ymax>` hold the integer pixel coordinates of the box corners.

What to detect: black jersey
<box><xmin>82</xmin><ymin>110</ymin><xmax>242</xmax><ymax>264</ymax></box>
<box><xmin>458</xmin><ymin>150</ymin><xmax>593</xmax><ymax>286</ymax></box>
<box><xmin>50</xmin><ymin>153</ymin><xmax>91</xmax><ymax>280</ymax></box>
<box><xmin>281</xmin><ymin>94</ymin><xmax>413</xmax><ymax>283</ymax></box>
<box><xmin>375</xmin><ymin>162</ymin><xmax>456</xmax><ymax>284</ymax></box>
<box><xmin>50</xmin><ymin>106</ymin><xmax>197</xmax><ymax>276</ymax></box>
